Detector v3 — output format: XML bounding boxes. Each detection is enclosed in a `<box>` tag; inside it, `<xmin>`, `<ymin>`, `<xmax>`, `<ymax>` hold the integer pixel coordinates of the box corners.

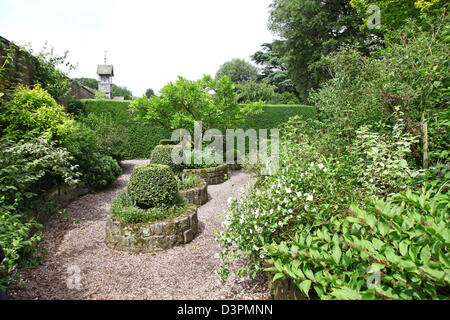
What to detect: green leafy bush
<box><xmin>264</xmin><ymin>186</ymin><xmax>450</xmax><ymax>300</ymax></box>
<box><xmin>176</xmin><ymin>172</ymin><xmax>203</xmax><ymax>190</ymax></box>
<box><xmin>159</xmin><ymin>139</ymin><xmax>177</xmax><ymax>145</ymax></box>
<box><xmin>60</xmin><ymin>122</ymin><xmax>121</xmax><ymax>189</ymax></box>
<box><xmin>218</xmin><ymin>138</ymin><xmax>359</xmax><ymax>280</ymax></box>
<box><xmin>127</xmin><ymin>164</ymin><xmax>178</xmax><ymax>208</ymax></box>
<box><xmin>82</xmin><ymin>112</ymin><xmax>129</xmax><ymax>161</ymax></box>
<box><xmin>110</xmin><ymin>191</ymin><xmax>188</xmax><ymax>224</ymax></box>
<box><xmin>150</xmin><ymin>145</ymin><xmax>184</xmax><ymax>172</ymax></box>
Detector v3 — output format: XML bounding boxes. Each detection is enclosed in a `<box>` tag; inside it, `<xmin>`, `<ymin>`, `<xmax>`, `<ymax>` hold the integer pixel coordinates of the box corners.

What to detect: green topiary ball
<box><xmin>150</xmin><ymin>145</ymin><xmax>184</xmax><ymax>172</ymax></box>
<box><xmin>127</xmin><ymin>164</ymin><xmax>178</xmax><ymax>208</ymax></box>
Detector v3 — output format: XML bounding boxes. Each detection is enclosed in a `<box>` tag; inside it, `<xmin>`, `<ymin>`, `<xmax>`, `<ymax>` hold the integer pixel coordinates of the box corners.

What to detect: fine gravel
<box><xmin>9</xmin><ymin>160</ymin><xmax>271</xmax><ymax>300</ymax></box>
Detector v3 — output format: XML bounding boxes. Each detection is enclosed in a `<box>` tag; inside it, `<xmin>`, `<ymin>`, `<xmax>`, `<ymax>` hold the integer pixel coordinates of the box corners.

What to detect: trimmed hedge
<box><xmin>79</xmin><ymin>100</ymin><xmax>170</xmax><ymax>159</ymax></box>
<box><xmin>127</xmin><ymin>164</ymin><xmax>178</xmax><ymax>208</ymax></box>
<box><xmin>150</xmin><ymin>145</ymin><xmax>184</xmax><ymax>172</ymax></box>
<box><xmin>79</xmin><ymin>100</ymin><xmax>316</xmax><ymax>159</ymax></box>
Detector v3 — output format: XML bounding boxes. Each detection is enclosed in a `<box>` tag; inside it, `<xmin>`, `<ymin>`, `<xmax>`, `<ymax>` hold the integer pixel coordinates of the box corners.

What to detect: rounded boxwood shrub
<box><xmin>150</xmin><ymin>145</ymin><xmax>184</xmax><ymax>172</ymax></box>
<box><xmin>127</xmin><ymin>164</ymin><xmax>178</xmax><ymax>208</ymax></box>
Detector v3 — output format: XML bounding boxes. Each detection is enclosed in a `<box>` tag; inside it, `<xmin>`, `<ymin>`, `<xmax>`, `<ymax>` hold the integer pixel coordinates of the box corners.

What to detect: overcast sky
<box><xmin>0</xmin><ymin>0</ymin><xmax>275</xmax><ymax>96</ymax></box>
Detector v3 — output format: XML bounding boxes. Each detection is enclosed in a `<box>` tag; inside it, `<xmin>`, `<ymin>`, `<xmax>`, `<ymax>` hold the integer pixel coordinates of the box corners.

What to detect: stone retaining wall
<box><xmin>227</xmin><ymin>163</ymin><xmax>242</xmax><ymax>171</ymax></box>
<box><xmin>179</xmin><ymin>180</ymin><xmax>208</xmax><ymax>205</ymax></box>
<box><xmin>105</xmin><ymin>206</ymin><xmax>198</xmax><ymax>253</ymax></box>
<box><xmin>266</xmin><ymin>272</ymin><xmax>307</xmax><ymax>300</ymax></box>
<box><xmin>183</xmin><ymin>164</ymin><xmax>228</xmax><ymax>185</ymax></box>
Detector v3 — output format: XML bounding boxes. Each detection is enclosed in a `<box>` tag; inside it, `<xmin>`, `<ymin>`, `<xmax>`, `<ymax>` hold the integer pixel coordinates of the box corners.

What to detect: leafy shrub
<box><xmin>176</xmin><ymin>172</ymin><xmax>203</xmax><ymax>190</ymax></box>
<box><xmin>264</xmin><ymin>186</ymin><xmax>450</xmax><ymax>300</ymax></box>
<box><xmin>183</xmin><ymin>148</ymin><xmax>223</xmax><ymax>169</ymax></box>
<box><xmin>82</xmin><ymin>112</ymin><xmax>129</xmax><ymax>161</ymax></box>
<box><xmin>110</xmin><ymin>191</ymin><xmax>188</xmax><ymax>224</ymax></box>
<box><xmin>127</xmin><ymin>164</ymin><xmax>178</xmax><ymax>208</ymax></box>
<box><xmin>60</xmin><ymin>122</ymin><xmax>121</xmax><ymax>189</ymax></box>
<box><xmin>0</xmin><ymin>85</ymin><xmax>72</xmax><ymax>141</ymax></box>
<box><xmin>218</xmin><ymin>138</ymin><xmax>359</xmax><ymax>280</ymax></box>
<box><xmin>235</xmin><ymin>80</ymin><xmax>276</xmax><ymax>103</ymax></box>
<box><xmin>0</xmin><ymin>134</ymin><xmax>81</xmax><ymax>290</ymax></box>
<box><xmin>150</xmin><ymin>145</ymin><xmax>184</xmax><ymax>172</ymax></box>
<box><xmin>353</xmin><ymin>112</ymin><xmax>419</xmax><ymax>195</ymax></box>
<box><xmin>67</xmin><ymin>99</ymin><xmax>85</xmax><ymax>118</ymax></box>
<box><xmin>94</xmin><ymin>91</ymin><xmax>106</xmax><ymax>99</ymax></box>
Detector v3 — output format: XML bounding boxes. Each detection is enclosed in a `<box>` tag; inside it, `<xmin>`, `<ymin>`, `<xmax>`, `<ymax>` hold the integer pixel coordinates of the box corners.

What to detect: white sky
<box><xmin>0</xmin><ymin>0</ymin><xmax>275</xmax><ymax>96</ymax></box>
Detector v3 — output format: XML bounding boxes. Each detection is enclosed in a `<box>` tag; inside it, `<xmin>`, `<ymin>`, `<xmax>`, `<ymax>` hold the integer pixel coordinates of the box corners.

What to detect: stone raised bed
<box><xmin>105</xmin><ymin>206</ymin><xmax>198</xmax><ymax>253</ymax></box>
<box><xmin>179</xmin><ymin>179</ymin><xmax>208</xmax><ymax>206</ymax></box>
<box><xmin>183</xmin><ymin>164</ymin><xmax>228</xmax><ymax>185</ymax></box>
<box><xmin>266</xmin><ymin>272</ymin><xmax>307</xmax><ymax>300</ymax></box>
<box><xmin>227</xmin><ymin>163</ymin><xmax>242</xmax><ymax>171</ymax></box>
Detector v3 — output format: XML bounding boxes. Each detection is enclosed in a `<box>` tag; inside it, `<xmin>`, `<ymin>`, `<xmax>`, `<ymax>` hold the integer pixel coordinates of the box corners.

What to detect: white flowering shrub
<box><xmin>217</xmin><ymin>140</ymin><xmax>359</xmax><ymax>280</ymax></box>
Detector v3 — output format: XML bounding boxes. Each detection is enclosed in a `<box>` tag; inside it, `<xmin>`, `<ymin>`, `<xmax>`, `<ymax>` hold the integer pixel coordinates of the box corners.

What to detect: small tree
<box><xmin>129</xmin><ymin>75</ymin><xmax>262</xmax><ymax>135</ymax></box>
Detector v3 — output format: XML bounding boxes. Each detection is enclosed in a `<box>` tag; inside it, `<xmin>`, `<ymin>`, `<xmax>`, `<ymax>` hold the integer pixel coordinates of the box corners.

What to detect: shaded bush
<box><xmin>150</xmin><ymin>145</ymin><xmax>184</xmax><ymax>172</ymax></box>
<box><xmin>127</xmin><ymin>164</ymin><xmax>178</xmax><ymax>208</ymax></box>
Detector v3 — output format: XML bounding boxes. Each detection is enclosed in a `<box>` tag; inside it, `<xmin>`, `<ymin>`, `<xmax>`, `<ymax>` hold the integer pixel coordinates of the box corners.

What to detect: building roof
<box><xmin>97</xmin><ymin>64</ymin><xmax>114</xmax><ymax>76</ymax></box>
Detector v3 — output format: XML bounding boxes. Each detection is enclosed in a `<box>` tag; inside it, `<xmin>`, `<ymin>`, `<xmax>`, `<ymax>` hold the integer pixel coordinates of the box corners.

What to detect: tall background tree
<box><xmin>215</xmin><ymin>58</ymin><xmax>259</xmax><ymax>83</ymax></box>
<box><xmin>268</xmin><ymin>0</ymin><xmax>369</xmax><ymax>101</ymax></box>
<box><xmin>145</xmin><ymin>88</ymin><xmax>155</xmax><ymax>98</ymax></box>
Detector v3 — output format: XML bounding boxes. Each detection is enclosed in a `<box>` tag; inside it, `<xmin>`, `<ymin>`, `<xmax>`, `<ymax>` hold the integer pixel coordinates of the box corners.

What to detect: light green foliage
<box><xmin>0</xmin><ymin>85</ymin><xmax>73</xmax><ymax>141</ymax></box>
<box><xmin>150</xmin><ymin>145</ymin><xmax>184</xmax><ymax>172</ymax></box>
<box><xmin>129</xmin><ymin>75</ymin><xmax>263</xmax><ymax>135</ymax></box>
<box><xmin>218</xmin><ymin>136</ymin><xmax>359</xmax><ymax>280</ymax></box>
<box><xmin>94</xmin><ymin>90</ymin><xmax>106</xmax><ymax>99</ymax></box>
<box><xmin>176</xmin><ymin>172</ymin><xmax>203</xmax><ymax>190</ymax></box>
<box><xmin>264</xmin><ymin>187</ymin><xmax>449</xmax><ymax>300</ymax></box>
<box><xmin>354</xmin><ymin>112</ymin><xmax>419</xmax><ymax>195</ymax></box>
<box><xmin>215</xmin><ymin>58</ymin><xmax>259</xmax><ymax>83</ymax></box>
<box><xmin>111</xmin><ymin>191</ymin><xmax>188</xmax><ymax>224</ymax></box>
<box><xmin>235</xmin><ymin>80</ymin><xmax>276</xmax><ymax>103</ymax></box>
<box><xmin>127</xmin><ymin>164</ymin><xmax>178</xmax><ymax>209</ymax></box>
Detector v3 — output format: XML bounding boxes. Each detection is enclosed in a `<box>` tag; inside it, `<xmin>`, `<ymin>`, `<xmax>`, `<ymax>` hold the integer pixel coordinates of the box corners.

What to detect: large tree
<box><xmin>269</xmin><ymin>0</ymin><xmax>369</xmax><ymax>101</ymax></box>
<box><xmin>112</xmin><ymin>84</ymin><xmax>132</xmax><ymax>100</ymax></box>
<box><xmin>251</xmin><ymin>42</ymin><xmax>297</xmax><ymax>95</ymax></box>
<box><xmin>129</xmin><ymin>75</ymin><xmax>262</xmax><ymax>135</ymax></box>
<box><xmin>215</xmin><ymin>58</ymin><xmax>259</xmax><ymax>83</ymax></box>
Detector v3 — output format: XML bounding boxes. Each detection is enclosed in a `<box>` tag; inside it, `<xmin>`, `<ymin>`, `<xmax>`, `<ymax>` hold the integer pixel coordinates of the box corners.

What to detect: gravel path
<box><xmin>9</xmin><ymin>160</ymin><xmax>270</xmax><ymax>300</ymax></box>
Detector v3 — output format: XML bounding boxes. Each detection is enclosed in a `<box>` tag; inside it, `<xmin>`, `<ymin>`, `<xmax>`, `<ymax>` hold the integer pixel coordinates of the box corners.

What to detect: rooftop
<box><xmin>97</xmin><ymin>64</ymin><xmax>114</xmax><ymax>76</ymax></box>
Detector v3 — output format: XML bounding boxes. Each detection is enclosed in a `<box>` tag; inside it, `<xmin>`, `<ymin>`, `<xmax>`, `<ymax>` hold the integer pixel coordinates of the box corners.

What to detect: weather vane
<box><xmin>104</xmin><ymin>50</ymin><xmax>108</xmax><ymax>64</ymax></box>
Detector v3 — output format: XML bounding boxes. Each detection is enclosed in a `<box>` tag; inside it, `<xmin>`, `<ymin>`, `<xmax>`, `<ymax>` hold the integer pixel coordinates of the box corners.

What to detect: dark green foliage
<box><xmin>269</xmin><ymin>0</ymin><xmax>370</xmax><ymax>101</ymax></box>
<box><xmin>111</xmin><ymin>191</ymin><xmax>188</xmax><ymax>224</ymax></box>
<box><xmin>159</xmin><ymin>139</ymin><xmax>177</xmax><ymax>145</ymax></box>
<box><xmin>80</xmin><ymin>100</ymin><xmax>171</xmax><ymax>159</ymax></box>
<box><xmin>81</xmin><ymin>112</ymin><xmax>129</xmax><ymax>161</ymax></box>
<box><xmin>145</xmin><ymin>88</ymin><xmax>155</xmax><ymax>98</ymax></box>
<box><xmin>150</xmin><ymin>145</ymin><xmax>184</xmax><ymax>172</ymax></box>
<box><xmin>242</xmin><ymin>105</ymin><xmax>316</xmax><ymax>131</ymax></box>
<box><xmin>112</xmin><ymin>84</ymin><xmax>132</xmax><ymax>100</ymax></box>
<box><xmin>127</xmin><ymin>164</ymin><xmax>178</xmax><ymax>208</ymax></box>
<box><xmin>73</xmin><ymin>77</ymin><xmax>98</xmax><ymax>90</ymax></box>
<box><xmin>67</xmin><ymin>99</ymin><xmax>85</xmax><ymax>117</ymax></box>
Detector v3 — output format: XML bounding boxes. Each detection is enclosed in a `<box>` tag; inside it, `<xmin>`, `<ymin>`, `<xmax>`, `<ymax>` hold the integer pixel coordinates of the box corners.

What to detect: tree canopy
<box><xmin>215</xmin><ymin>58</ymin><xmax>259</xmax><ymax>83</ymax></box>
<box><xmin>129</xmin><ymin>75</ymin><xmax>262</xmax><ymax>135</ymax></box>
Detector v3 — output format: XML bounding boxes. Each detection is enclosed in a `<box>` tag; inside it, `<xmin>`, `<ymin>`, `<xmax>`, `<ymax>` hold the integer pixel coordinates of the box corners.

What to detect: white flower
<box><xmin>285</xmin><ymin>187</ymin><xmax>292</xmax><ymax>194</ymax></box>
<box><xmin>296</xmin><ymin>191</ymin><xmax>303</xmax><ymax>197</ymax></box>
<box><xmin>323</xmin><ymin>168</ymin><xmax>328</xmax><ymax>172</ymax></box>
<box><xmin>318</xmin><ymin>163</ymin><xmax>324</xmax><ymax>169</ymax></box>
<box><xmin>306</xmin><ymin>194</ymin><xmax>314</xmax><ymax>201</ymax></box>
<box><xmin>310</xmin><ymin>162</ymin><xmax>314</xmax><ymax>167</ymax></box>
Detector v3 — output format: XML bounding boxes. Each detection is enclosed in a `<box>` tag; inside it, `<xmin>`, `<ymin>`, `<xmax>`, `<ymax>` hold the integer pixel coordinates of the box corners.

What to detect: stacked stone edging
<box><xmin>183</xmin><ymin>164</ymin><xmax>228</xmax><ymax>185</ymax></box>
<box><xmin>105</xmin><ymin>206</ymin><xmax>198</xmax><ymax>253</ymax></box>
<box><xmin>266</xmin><ymin>272</ymin><xmax>307</xmax><ymax>300</ymax></box>
<box><xmin>179</xmin><ymin>179</ymin><xmax>208</xmax><ymax>205</ymax></box>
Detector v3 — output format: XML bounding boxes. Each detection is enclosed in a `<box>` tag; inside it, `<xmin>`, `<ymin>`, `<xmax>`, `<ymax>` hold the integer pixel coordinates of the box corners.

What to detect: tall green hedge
<box><xmin>79</xmin><ymin>100</ymin><xmax>316</xmax><ymax>159</ymax></box>
<box><xmin>79</xmin><ymin>100</ymin><xmax>170</xmax><ymax>159</ymax></box>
